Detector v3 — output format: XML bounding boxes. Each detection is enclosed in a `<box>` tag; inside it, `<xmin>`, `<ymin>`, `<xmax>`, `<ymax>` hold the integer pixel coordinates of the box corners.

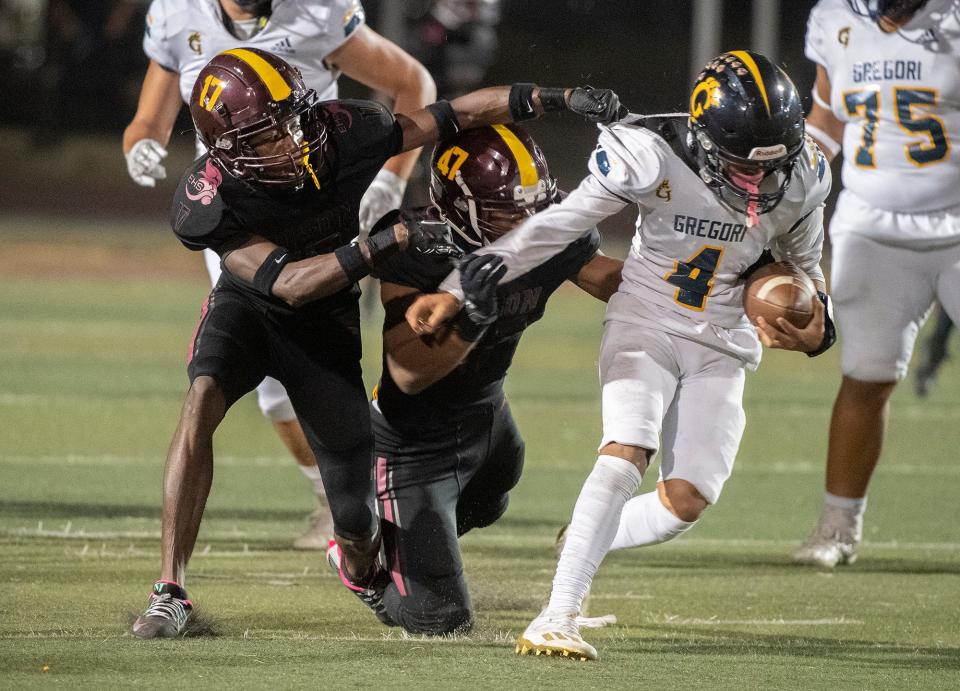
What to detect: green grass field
<box><xmin>1</xmin><ymin>218</ymin><xmax>958</xmax><ymax>689</ymax></box>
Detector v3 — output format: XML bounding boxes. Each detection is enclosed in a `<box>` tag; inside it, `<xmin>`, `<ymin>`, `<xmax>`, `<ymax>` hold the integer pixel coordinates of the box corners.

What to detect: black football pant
<box><xmin>370</xmin><ymin>394</ymin><xmax>525</xmax><ymax>635</ymax></box>
<box><xmin>187</xmin><ymin>286</ymin><xmax>376</xmax><ymax>541</ymax></box>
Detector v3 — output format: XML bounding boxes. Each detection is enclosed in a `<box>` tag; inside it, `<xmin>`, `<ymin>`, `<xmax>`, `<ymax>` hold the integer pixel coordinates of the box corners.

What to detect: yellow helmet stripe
<box><xmin>492</xmin><ymin>124</ymin><xmax>538</xmax><ymax>188</ymax></box>
<box><xmin>729</xmin><ymin>50</ymin><xmax>770</xmax><ymax>117</ymax></box>
<box><xmin>223</xmin><ymin>48</ymin><xmax>292</xmax><ymax>101</ymax></box>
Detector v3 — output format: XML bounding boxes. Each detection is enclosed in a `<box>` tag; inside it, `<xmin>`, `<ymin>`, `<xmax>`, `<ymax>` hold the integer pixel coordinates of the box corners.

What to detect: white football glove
<box><xmin>358</xmin><ymin>168</ymin><xmax>407</xmax><ymax>235</ymax></box>
<box><xmin>125</xmin><ymin>138</ymin><xmax>168</xmax><ymax>188</ymax></box>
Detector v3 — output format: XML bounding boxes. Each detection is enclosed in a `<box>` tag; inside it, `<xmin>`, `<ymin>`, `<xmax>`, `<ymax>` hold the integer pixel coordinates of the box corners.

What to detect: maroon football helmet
<box><xmin>189</xmin><ymin>47</ymin><xmax>325</xmax><ymax>190</ymax></box>
<box><xmin>429</xmin><ymin>123</ymin><xmax>558</xmax><ymax>246</ymax></box>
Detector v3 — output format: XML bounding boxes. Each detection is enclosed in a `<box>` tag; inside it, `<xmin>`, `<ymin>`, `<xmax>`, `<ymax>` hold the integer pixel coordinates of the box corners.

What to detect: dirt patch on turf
<box><xmin>3</xmin><ymin>238</ymin><xmax>206</xmax><ymax>281</ymax></box>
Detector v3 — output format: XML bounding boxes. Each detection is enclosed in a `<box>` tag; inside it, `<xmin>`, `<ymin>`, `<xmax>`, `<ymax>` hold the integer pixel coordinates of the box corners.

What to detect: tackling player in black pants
<box><xmin>343</xmin><ymin>124</ymin><xmax>623</xmax><ymax>635</ymax></box>
<box><xmin>130</xmin><ymin>47</ymin><xmax>625</xmax><ymax>638</ymax></box>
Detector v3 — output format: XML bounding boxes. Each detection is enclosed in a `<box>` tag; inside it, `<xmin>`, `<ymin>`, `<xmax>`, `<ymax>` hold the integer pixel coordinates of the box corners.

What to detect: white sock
<box><xmin>824</xmin><ymin>491</ymin><xmax>866</xmax><ymax>514</ymax></box>
<box><xmin>298</xmin><ymin>464</ymin><xmax>326</xmax><ymax>499</ymax></box>
<box><xmin>823</xmin><ymin>491</ymin><xmax>866</xmax><ymax>540</ymax></box>
<box><xmin>608</xmin><ymin>491</ymin><xmax>695</xmax><ymax>550</ymax></box>
<box><xmin>546</xmin><ymin>455</ymin><xmax>642</xmax><ymax>614</ymax></box>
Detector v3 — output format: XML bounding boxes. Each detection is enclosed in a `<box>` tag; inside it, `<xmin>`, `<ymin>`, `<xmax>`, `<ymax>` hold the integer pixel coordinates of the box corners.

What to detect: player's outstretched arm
<box><xmin>571</xmin><ymin>254</ymin><xmax>624</xmax><ymax>303</ymax></box>
<box><xmin>123</xmin><ymin>60</ymin><xmax>182</xmax><ymax>187</ymax></box>
<box><xmin>222</xmin><ymin>224</ymin><xmax>417</xmax><ymax>307</ymax></box>
<box><xmin>396</xmin><ymin>84</ymin><xmax>625</xmax><ymax>154</ymax></box>
<box><xmin>407</xmin><ymin>175</ymin><xmax>629</xmax><ymax>333</ymax></box>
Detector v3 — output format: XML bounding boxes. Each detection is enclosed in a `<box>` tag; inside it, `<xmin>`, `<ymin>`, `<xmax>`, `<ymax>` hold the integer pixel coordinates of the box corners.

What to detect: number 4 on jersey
<box><xmin>665</xmin><ymin>246</ymin><xmax>724</xmax><ymax>311</ymax></box>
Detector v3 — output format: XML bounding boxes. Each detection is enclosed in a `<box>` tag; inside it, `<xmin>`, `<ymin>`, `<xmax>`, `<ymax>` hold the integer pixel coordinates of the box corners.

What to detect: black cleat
<box><xmin>326</xmin><ymin>540</ymin><xmax>396</xmax><ymax>626</ymax></box>
<box><xmin>132</xmin><ymin>581</ymin><xmax>193</xmax><ymax>639</ymax></box>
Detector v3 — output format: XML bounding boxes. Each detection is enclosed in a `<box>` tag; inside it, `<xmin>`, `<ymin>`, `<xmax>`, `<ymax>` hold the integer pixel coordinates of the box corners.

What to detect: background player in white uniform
<box><xmin>794</xmin><ymin>0</ymin><xmax>960</xmax><ymax>568</ymax></box>
<box><xmin>407</xmin><ymin>51</ymin><xmax>835</xmax><ymax>660</ymax></box>
<box><xmin>121</xmin><ymin>0</ymin><xmax>436</xmax><ymax>548</ymax></box>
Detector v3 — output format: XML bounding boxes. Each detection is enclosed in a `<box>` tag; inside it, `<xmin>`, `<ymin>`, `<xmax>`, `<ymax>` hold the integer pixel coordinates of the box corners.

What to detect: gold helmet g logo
<box><xmin>690</xmin><ymin>76</ymin><xmax>721</xmax><ymax>121</ymax></box>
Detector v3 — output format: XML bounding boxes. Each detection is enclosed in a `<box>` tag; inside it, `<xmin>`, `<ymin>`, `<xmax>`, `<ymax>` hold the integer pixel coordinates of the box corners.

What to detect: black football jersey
<box><xmin>375</xmin><ymin>213</ymin><xmax>601</xmax><ymax>431</ymax></box>
<box><xmin>170</xmin><ymin>99</ymin><xmax>402</xmax><ymax>310</ymax></box>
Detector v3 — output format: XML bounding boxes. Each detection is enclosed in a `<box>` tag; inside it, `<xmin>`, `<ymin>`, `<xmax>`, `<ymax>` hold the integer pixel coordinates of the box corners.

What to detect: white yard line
<box><xmin>3</xmin><ymin>453</ymin><xmax>960</xmax><ymax>475</ymax></box>
<box><xmin>655</xmin><ymin>615</ymin><xmax>864</xmax><ymax>626</ymax></box>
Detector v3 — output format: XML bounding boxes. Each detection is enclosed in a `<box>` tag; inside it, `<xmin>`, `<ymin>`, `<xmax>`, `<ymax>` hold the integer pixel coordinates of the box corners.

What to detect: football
<box><xmin>743</xmin><ymin>261</ymin><xmax>817</xmax><ymax>329</ymax></box>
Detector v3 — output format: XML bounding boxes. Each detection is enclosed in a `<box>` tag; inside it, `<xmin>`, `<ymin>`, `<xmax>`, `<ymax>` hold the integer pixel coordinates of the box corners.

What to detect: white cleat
<box><xmin>293</xmin><ymin>497</ymin><xmax>335</xmax><ymax>550</ymax></box>
<box><xmin>793</xmin><ymin>505</ymin><xmax>861</xmax><ymax>568</ymax></box>
<box><xmin>515</xmin><ymin>609</ymin><xmax>598</xmax><ymax>661</ymax></box>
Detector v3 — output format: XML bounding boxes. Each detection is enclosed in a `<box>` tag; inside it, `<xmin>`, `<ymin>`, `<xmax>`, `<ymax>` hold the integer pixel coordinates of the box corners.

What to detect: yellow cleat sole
<box><xmin>514</xmin><ymin>638</ymin><xmax>594</xmax><ymax>662</ymax></box>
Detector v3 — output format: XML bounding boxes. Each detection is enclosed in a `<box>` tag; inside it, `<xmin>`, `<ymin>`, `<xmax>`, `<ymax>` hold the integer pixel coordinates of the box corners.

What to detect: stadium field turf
<box><xmin>1</xmin><ymin>218</ymin><xmax>958</xmax><ymax>689</ymax></box>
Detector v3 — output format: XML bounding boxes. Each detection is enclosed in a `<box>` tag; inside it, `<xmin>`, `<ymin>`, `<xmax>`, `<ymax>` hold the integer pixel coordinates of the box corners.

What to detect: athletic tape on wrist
<box><xmin>252</xmin><ymin>247</ymin><xmax>291</xmax><ymax>296</ymax></box>
<box><xmin>426</xmin><ymin>101</ymin><xmax>462</xmax><ymax>141</ymax></box>
<box><xmin>508</xmin><ymin>83</ymin><xmax>538</xmax><ymax>121</ymax></box>
<box><xmin>538</xmin><ymin>87</ymin><xmax>568</xmax><ymax>113</ymax></box>
<box><xmin>334</xmin><ymin>243</ymin><xmax>369</xmax><ymax>284</ymax></box>
<box><xmin>807</xmin><ymin>291</ymin><xmax>836</xmax><ymax>357</ymax></box>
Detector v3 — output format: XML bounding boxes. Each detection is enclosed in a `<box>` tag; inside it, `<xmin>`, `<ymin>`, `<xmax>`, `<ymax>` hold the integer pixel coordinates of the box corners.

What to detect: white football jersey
<box><xmin>438</xmin><ymin>117</ymin><xmax>830</xmax><ymax>367</ymax></box>
<box><xmin>143</xmin><ymin>0</ymin><xmax>365</xmax><ymax>106</ymax></box>
<box><xmin>806</xmin><ymin>0</ymin><xmax>960</xmax><ymax>215</ymax></box>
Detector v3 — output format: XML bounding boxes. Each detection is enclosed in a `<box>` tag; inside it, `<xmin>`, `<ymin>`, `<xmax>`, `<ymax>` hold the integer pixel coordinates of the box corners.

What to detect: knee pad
<box><xmin>256</xmin><ymin>377</ymin><xmax>296</xmax><ymax>421</ymax></box>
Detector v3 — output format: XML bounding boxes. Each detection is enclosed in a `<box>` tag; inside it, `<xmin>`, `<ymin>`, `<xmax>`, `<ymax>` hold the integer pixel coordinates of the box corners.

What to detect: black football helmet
<box><xmin>190</xmin><ymin>48</ymin><xmax>325</xmax><ymax>190</ymax></box>
<box><xmin>430</xmin><ymin>123</ymin><xmax>558</xmax><ymax>246</ymax></box>
<box><xmin>688</xmin><ymin>50</ymin><xmax>805</xmax><ymax>216</ymax></box>
<box><xmin>846</xmin><ymin>0</ymin><xmax>929</xmax><ymax>25</ymax></box>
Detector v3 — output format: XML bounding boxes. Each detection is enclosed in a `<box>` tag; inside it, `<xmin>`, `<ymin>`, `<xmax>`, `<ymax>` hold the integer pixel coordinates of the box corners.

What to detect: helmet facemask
<box><xmin>432</xmin><ymin>172</ymin><xmax>558</xmax><ymax>246</ymax></box>
<box><xmin>207</xmin><ymin>89</ymin><xmax>326</xmax><ymax>191</ymax></box>
<box><xmin>692</xmin><ymin>123</ymin><xmax>803</xmax><ymax>220</ymax></box>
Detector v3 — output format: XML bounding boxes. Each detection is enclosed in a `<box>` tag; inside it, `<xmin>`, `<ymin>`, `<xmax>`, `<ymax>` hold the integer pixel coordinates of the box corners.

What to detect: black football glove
<box><xmin>567</xmin><ymin>87</ymin><xmax>628</xmax><ymax>124</ymax></box>
<box><xmin>403</xmin><ymin>214</ymin><xmax>463</xmax><ymax>259</ymax></box>
<box><xmin>453</xmin><ymin>253</ymin><xmax>507</xmax><ymax>341</ymax></box>
<box><xmin>365</xmin><ymin>209</ymin><xmax>462</xmax><ymax>264</ymax></box>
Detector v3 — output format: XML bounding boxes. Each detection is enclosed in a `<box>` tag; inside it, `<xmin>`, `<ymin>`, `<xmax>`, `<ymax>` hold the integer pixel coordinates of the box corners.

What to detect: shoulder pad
<box><xmin>805</xmin><ymin>0</ymin><xmax>846</xmax><ymax>67</ymax></box>
<box><xmin>170</xmin><ymin>158</ymin><xmax>228</xmax><ymax>251</ymax></box>
<box><xmin>588</xmin><ymin>122</ymin><xmax>667</xmax><ymax>201</ymax></box>
<box><xmin>321</xmin><ymin>100</ymin><xmax>396</xmax><ymax>140</ymax></box>
<box><xmin>323</xmin><ymin>99</ymin><xmax>401</xmax><ymax>168</ymax></box>
<box><xmin>301</xmin><ymin>0</ymin><xmax>366</xmax><ymax>38</ymax></box>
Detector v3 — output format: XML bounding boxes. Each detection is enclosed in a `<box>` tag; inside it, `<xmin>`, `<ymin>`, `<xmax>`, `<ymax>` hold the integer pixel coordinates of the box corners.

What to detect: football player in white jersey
<box><xmin>793</xmin><ymin>0</ymin><xmax>960</xmax><ymax>568</ymax></box>
<box><xmin>406</xmin><ymin>51</ymin><xmax>835</xmax><ymax>660</ymax></box>
<box><xmin>122</xmin><ymin>0</ymin><xmax>436</xmax><ymax>549</ymax></box>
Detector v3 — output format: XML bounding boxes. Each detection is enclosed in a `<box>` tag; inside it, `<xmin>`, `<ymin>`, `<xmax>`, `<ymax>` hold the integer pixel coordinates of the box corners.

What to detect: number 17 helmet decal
<box><xmin>430</xmin><ymin>124</ymin><xmax>558</xmax><ymax>246</ymax></box>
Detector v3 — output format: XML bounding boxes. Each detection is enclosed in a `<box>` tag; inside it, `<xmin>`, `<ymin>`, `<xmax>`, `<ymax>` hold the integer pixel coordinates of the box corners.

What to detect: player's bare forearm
<box><xmin>222</xmin><ymin>236</ymin><xmax>352</xmax><ymax>308</ymax></box>
<box><xmin>333</xmin><ymin>25</ymin><xmax>436</xmax><ymax>181</ymax></box>
<box><xmin>385</xmin><ymin>327</ymin><xmax>473</xmax><ymax>394</ymax></box>
<box><xmin>405</xmin><ymin>292</ymin><xmax>463</xmax><ymax>335</ymax></box>
<box><xmin>123</xmin><ymin>61</ymin><xmax>183</xmax><ymax>153</ymax></box>
<box><xmin>397</xmin><ymin>86</ymin><xmax>586</xmax><ymax>153</ymax></box>
<box><xmin>572</xmin><ymin>254</ymin><xmax>623</xmax><ymax>303</ymax></box>
<box><xmin>382</xmin><ymin>283</ymin><xmax>473</xmax><ymax>393</ymax></box>
<box><xmin>805</xmin><ymin>66</ymin><xmax>844</xmax><ymax>164</ymax></box>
